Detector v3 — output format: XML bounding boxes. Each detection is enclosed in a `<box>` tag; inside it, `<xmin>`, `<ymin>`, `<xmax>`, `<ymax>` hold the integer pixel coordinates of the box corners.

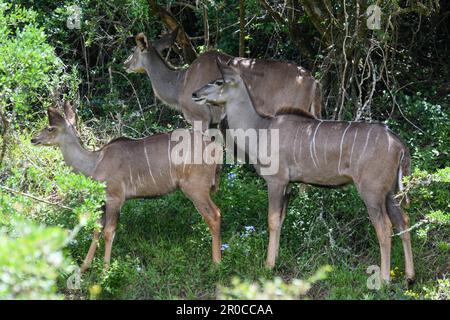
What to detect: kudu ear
<box><xmin>153</xmin><ymin>27</ymin><xmax>179</xmax><ymax>53</ymax></box>
<box><xmin>47</xmin><ymin>107</ymin><xmax>66</xmax><ymax>127</ymax></box>
<box><xmin>136</xmin><ymin>33</ymin><xmax>149</xmax><ymax>51</ymax></box>
<box><xmin>216</xmin><ymin>57</ymin><xmax>238</xmax><ymax>81</ymax></box>
<box><xmin>63</xmin><ymin>101</ymin><xmax>77</xmax><ymax>127</ymax></box>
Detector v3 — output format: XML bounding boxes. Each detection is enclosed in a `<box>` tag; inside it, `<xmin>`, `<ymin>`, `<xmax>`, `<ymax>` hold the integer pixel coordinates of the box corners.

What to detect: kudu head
<box><xmin>31</xmin><ymin>102</ymin><xmax>78</xmax><ymax>147</ymax></box>
<box><xmin>124</xmin><ymin>28</ymin><xmax>178</xmax><ymax>73</ymax></box>
<box><xmin>192</xmin><ymin>58</ymin><xmax>243</xmax><ymax>106</ymax></box>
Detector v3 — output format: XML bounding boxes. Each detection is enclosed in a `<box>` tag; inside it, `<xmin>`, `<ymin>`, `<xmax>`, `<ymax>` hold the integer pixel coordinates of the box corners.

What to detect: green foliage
<box><xmin>0</xmin><ymin>132</ymin><xmax>106</xmax><ymax>299</ymax></box>
<box><xmin>55</xmin><ymin>172</ymin><xmax>105</xmax><ymax>230</ymax></box>
<box><xmin>400</xmin><ymin>167</ymin><xmax>450</xmax><ymax>241</ymax></box>
<box><xmin>0</xmin><ymin>217</ymin><xmax>70</xmax><ymax>299</ymax></box>
<box><xmin>0</xmin><ymin>1</ymin><xmax>70</xmax><ymax>119</ymax></box>
<box><xmin>218</xmin><ymin>265</ymin><xmax>332</xmax><ymax>300</ymax></box>
<box><xmin>405</xmin><ymin>278</ymin><xmax>450</xmax><ymax>300</ymax></box>
<box><xmin>98</xmin><ymin>257</ymin><xmax>141</xmax><ymax>298</ymax></box>
<box><xmin>387</xmin><ymin>93</ymin><xmax>450</xmax><ymax>171</ymax></box>
<box><xmin>422</xmin><ymin>279</ymin><xmax>450</xmax><ymax>300</ymax></box>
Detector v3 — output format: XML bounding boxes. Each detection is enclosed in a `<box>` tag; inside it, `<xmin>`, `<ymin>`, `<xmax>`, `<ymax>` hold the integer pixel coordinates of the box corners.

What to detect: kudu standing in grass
<box><xmin>31</xmin><ymin>103</ymin><xmax>222</xmax><ymax>271</ymax></box>
<box><xmin>192</xmin><ymin>60</ymin><xmax>415</xmax><ymax>284</ymax></box>
<box><xmin>123</xmin><ymin>30</ymin><xmax>321</xmax><ymax>130</ymax></box>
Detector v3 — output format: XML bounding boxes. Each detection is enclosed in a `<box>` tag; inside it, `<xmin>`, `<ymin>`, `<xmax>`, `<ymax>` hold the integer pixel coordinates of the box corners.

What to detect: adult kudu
<box><xmin>123</xmin><ymin>29</ymin><xmax>321</xmax><ymax>130</ymax></box>
<box><xmin>31</xmin><ymin>102</ymin><xmax>222</xmax><ymax>271</ymax></box>
<box><xmin>192</xmin><ymin>60</ymin><xmax>415</xmax><ymax>284</ymax></box>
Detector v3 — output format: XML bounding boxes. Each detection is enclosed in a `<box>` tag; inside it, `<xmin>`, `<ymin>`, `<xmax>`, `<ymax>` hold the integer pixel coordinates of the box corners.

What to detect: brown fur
<box><xmin>193</xmin><ymin>61</ymin><xmax>415</xmax><ymax>283</ymax></box>
<box><xmin>124</xmin><ymin>34</ymin><xmax>322</xmax><ymax>130</ymax></box>
<box><xmin>32</xmin><ymin>105</ymin><xmax>223</xmax><ymax>271</ymax></box>
<box><xmin>275</xmin><ymin>107</ymin><xmax>316</xmax><ymax>119</ymax></box>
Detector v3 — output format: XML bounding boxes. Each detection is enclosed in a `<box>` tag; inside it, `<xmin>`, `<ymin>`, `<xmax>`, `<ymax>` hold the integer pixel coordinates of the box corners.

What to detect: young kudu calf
<box><xmin>123</xmin><ymin>31</ymin><xmax>321</xmax><ymax>130</ymax></box>
<box><xmin>31</xmin><ymin>103</ymin><xmax>222</xmax><ymax>271</ymax></box>
<box><xmin>192</xmin><ymin>60</ymin><xmax>415</xmax><ymax>284</ymax></box>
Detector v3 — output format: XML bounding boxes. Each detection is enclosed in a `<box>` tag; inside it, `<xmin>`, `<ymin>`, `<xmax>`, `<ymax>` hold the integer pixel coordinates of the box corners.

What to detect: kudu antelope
<box><xmin>192</xmin><ymin>60</ymin><xmax>415</xmax><ymax>284</ymax></box>
<box><xmin>123</xmin><ymin>30</ymin><xmax>321</xmax><ymax>130</ymax></box>
<box><xmin>31</xmin><ymin>103</ymin><xmax>222</xmax><ymax>271</ymax></box>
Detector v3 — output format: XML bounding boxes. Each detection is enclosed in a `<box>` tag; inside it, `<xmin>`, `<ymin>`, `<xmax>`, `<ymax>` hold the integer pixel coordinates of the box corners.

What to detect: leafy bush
<box><xmin>0</xmin><ymin>1</ymin><xmax>72</xmax><ymax>119</ymax></box>
<box><xmin>0</xmin><ymin>132</ymin><xmax>106</xmax><ymax>299</ymax></box>
<box><xmin>400</xmin><ymin>167</ymin><xmax>449</xmax><ymax>255</ymax></box>
<box><xmin>218</xmin><ymin>265</ymin><xmax>332</xmax><ymax>300</ymax></box>
<box><xmin>0</xmin><ymin>218</ymin><xmax>70</xmax><ymax>299</ymax></box>
<box><xmin>387</xmin><ymin>93</ymin><xmax>449</xmax><ymax>171</ymax></box>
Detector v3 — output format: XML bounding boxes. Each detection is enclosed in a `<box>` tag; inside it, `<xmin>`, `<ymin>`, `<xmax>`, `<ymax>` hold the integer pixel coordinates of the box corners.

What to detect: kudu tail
<box><xmin>211</xmin><ymin>164</ymin><xmax>221</xmax><ymax>193</ymax></box>
<box><xmin>398</xmin><ymin>148</ymin><xmax>411</xmax><ymax>208</ymax></box>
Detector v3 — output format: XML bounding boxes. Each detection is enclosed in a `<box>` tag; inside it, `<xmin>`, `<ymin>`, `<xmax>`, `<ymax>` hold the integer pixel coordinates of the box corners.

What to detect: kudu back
<box><xmin>124</xmin><ymin>30</ymin><xmax>321</xmax><ymax>129</ymax></box>
<box><xmin>31</xmin><ymin>103</ymin><xmax>222</xmax><ymax>271</ymax></box>
<box><xmin>192</xmin><ymin>60</ymin><xmax>415</xmax><ymax>284</ymax></box>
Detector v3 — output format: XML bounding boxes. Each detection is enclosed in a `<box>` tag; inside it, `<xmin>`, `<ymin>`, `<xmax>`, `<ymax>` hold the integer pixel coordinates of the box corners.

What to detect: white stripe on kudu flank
<box><xmin>293</xmin><ymin>127</ymin><xmax>301</xmax><ymax>167</ymax></box>
<box><xmin>144</xmin><ymin>146</ymin><xmax>157</xmax><ymax>185</ymax></box>
<box><xmin>323</xmin><ymin>136</ymin><xmax>328</xmax><ymax>165</ymax></box>
<box><xmin>167</xmin><ymin>139</ymin><xmax>174</xmax><ymax>183</ymax></box>
<box><xmin>294</xmin><ymin>127</ymin><xmax>305</xmax><ymax>167</ymax></box>
<box><xmin>349</xmin><ymin>128</ymin><xmax>359</xmax><ymax>167</ymax></box>
<box><xmin>338</xmin><ymin>123</ymin><xmax>352</xmax><ymax>173</ymax></box>
<box><xmin>129</xmin><ymin>165</ymin><xmax>134</xmax><ymax>185</ymax></box>
<box><xmin>374</xmin><ymin>131</ymin><xmax>380</xmax><ymax>145</ymax></box>
<box><xmin>386</xmin><ymin>129</ymin><xmax>393</xmax><ymax>153</ymax></box>
<box><xmin>359</xmin><ymin>125</ymin><xmax>374</xmax><ymax>165</ymax></box>
<box><xmin>308</xmin><ymin>124</ymin><xmax>319</xmax><ymax>168</ymax></box>
<box><xmin>297</xmin><ymin>126</ymin><xmax>305</xmax><ymax>165</ymax></box>
<box><xmin>312</xmin><ymin>121</ymin><xmax>323</xmax><ymax>168</ymax></box>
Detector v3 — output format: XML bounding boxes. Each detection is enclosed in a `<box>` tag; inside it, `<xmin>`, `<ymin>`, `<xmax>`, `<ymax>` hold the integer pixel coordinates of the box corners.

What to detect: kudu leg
<box><xmin>181</xmin><ymin>186</ymin><xmax>222</xmax><ymax>264</ymax></box>
<box><xmin>103</xmin><ymin>200</ymin><xmax>122</xmax><ymax>269</ymax></box>
<box><xmin>80</xmin><ymin>230</ymin><xmax>100</xmax><ymax>273</ymax></box>
<box><xmin>80</xmin><ymin>213</ymin><xmax>106</xmax><ymax>272</ymax></box>
<box><xmin>367</xmin><ymin>204</ymin><xmax>392</xmax><ymax>283</ymax></box>
<box><xmin>386</xmin><ymin>193</ymin><xmax>415</xmax><ymax>283</ymax></box>
<box><xmin>275</xmin><ymin>185</ymin><xmax>292</xmax><ymax>259</ymax></box>
<box><xmin>200</xmin><ymin>198</ymin><xmax>222</xmax><ymax>264</ymax></box>
<box><xmin>266</xmin><ymin>182</ymin><xmax>288</xmax><ymax>268</ymax></box>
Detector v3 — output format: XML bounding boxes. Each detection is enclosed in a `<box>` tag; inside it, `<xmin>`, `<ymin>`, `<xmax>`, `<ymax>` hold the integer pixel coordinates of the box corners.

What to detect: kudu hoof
<box><xmin>80</xmin><ymin>264</ymin><xmax>89</xmax><ymax>273</ymax></box>
<box><xmin>406</xmin><ymin>277</ymin><xmax>416</xmax><ymax>287</ymax></box>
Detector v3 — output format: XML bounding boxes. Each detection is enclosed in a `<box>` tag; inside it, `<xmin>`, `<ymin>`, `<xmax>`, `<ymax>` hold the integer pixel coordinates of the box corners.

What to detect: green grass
<box><xmin>63</xmin><ymin>170</ymin><xmax>448</xmax><ymax>300</ymax></box>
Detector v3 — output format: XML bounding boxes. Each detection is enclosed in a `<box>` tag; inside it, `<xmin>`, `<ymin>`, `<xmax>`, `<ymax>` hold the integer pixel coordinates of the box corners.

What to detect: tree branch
<box><xmin>147</xmin><ymin>0</ymin><xmax>198</xmax><ymax>63</ymax></box>
<box><xmin>258</xmin><ymin>0</ymin><xmax>285</xmax><ymax>25</ymax></box>
<box><xmin>298</xmin><ymin>0</ymin><xmax>331</xmax><ymax>43</ymax></box>
<box><xmin>0</xmin><ymin>185</ymin><xmax>72</xmax><ymax>210</ymax></box>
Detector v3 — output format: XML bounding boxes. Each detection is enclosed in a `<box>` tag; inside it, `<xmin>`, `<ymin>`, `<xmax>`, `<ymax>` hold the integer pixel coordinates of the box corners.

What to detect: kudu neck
<box><xmin>225</xmin><ymin>82</ymin><xmax>271</xmax><ymax>132</ymax></box>
<box><xmin>58</xmin><ymin>133</ymin><xmax>99</xmax><ymax>177</ymax></box>
<box><xmin>142</xmin><ymin>47</ymin><xmax>183</xmax><ymax>109</ymax></box>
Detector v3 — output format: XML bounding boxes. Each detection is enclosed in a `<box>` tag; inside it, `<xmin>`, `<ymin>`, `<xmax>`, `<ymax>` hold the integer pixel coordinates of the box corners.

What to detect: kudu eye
<box><xmin>47</xmin><ymin>127</ymin><xmax>55</xmax><ymax>132</ymax></box>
